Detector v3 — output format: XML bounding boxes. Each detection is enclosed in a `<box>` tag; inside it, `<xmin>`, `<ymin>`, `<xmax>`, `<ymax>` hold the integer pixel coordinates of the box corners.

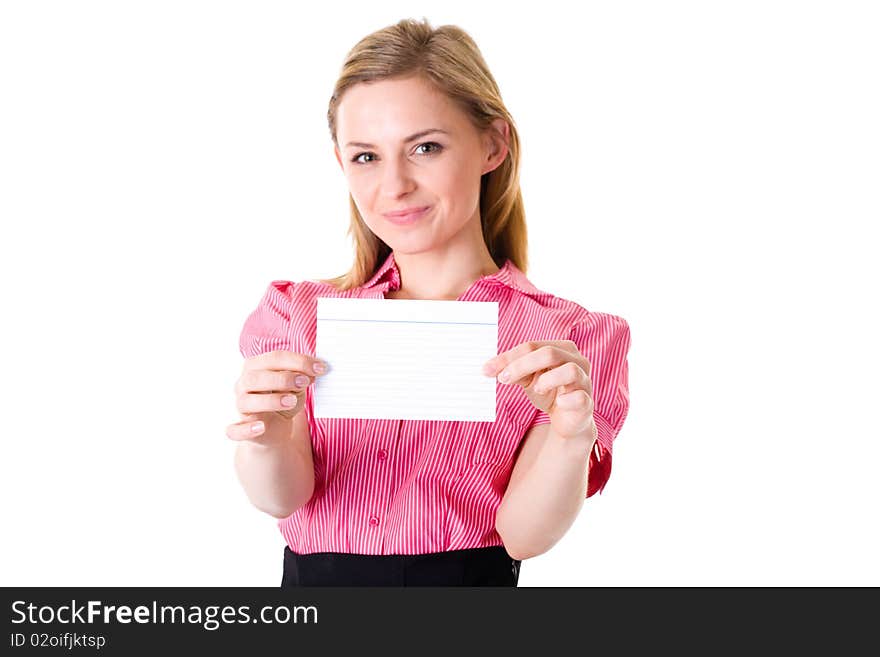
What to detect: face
<box><xmin>334</xmin><ymin>75</ymin><xmax>508</xmax><ymax>255</ymax></box>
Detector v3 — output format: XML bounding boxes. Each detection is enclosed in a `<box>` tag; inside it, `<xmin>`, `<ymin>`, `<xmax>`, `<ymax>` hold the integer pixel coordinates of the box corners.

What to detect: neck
<box><xmin>388</xmin><ymin>248</ymin><xmax>500</xmax><ymax>300</ymax></box>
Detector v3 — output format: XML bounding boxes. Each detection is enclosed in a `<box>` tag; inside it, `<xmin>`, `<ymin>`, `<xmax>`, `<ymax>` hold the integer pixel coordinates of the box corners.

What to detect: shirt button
<box><xmin>377</xmin><ymin>449</ymin><xmax>388</xmax><ymax>461</ymax></box>
<box><xmin>369</xmin><ymin>515</ymin><xmax>380</xmax><ymax>527</ymax></box>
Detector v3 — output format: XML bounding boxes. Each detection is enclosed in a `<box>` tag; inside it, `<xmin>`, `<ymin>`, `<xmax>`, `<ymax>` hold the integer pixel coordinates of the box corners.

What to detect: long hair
<box><xmin>318</xmin><ymin>17</ymin><xmax>530</xmax><ymax>290</ymax></box>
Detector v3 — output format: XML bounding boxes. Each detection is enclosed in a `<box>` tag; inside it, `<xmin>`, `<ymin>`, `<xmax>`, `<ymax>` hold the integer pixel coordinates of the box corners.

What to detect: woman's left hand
<box><xmin>483</xmin><ymin>340</ymin><xmax>597</xmax><ymax>442</ymax></box>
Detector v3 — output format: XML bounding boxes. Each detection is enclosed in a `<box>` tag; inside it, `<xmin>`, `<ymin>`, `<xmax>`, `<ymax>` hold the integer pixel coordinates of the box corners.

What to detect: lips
<box><xmin>383</xmin><ymin>205</ymin><xmax>431</xmax><ymax>225</ymax></box>
<box><xmin>384</xmin><ymin>205</ymin><xmax>428</xmax><ymax>217</ymax></box>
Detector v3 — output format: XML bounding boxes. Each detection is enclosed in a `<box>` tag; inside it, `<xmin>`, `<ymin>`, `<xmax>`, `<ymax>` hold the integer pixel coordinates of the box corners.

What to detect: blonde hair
<box><xmin>318</xmin><ymin>17</ymin><xmax>531</xmax><ymax>290</ymax></box>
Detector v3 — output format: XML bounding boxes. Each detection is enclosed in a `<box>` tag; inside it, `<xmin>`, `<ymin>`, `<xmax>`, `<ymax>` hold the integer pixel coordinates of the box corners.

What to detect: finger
<box><xmin>483</xmin><ymin>341</ymin><xmax>548</xmax><ymax>376</ymax></box>
<box><xmin>226</xmin><ymin>420</ymin><xmax>266</xmax><ymax>441</ymax></box>
<box><xmin>533</xmin><ymin>361</ymin><xmax>590</xmax><ymax>394</ymax></box>
<box><xmin>238</xmin><ymin>390</ymin><xmax>302</xmax><ymax>415</ymax></box>
<box><xmin>554</xmin><ymin>389</ymin><xmax>594</xmax><ymax>413</ymax></box>
<box><xmin>244</xmin><ymin>350</ymin><xmax>329</xmax><ymax>377</ymax></box>
<box><xmin>496</xmin><ymin>345</ymin><xmax>570</xmax><ymax>387</ymax></box>
<box><xmin>237</xmin><ymin>369</ymin><xmax>313</xmax><ymax>396</ymax></box>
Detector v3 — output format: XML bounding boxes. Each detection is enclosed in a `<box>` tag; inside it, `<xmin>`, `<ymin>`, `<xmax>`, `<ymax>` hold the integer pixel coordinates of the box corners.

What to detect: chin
<box><xmin>382</xmin><ymin>239</ymin><xmax>438</xmax><ymax>256</ymax></box>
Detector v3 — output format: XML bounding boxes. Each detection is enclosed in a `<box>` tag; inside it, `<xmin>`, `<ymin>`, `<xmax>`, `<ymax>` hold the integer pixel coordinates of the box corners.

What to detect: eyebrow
<box><xmin>344</xmin><ymin>128</ymin><xmax>450</xmax><ymax>150</ymax></box>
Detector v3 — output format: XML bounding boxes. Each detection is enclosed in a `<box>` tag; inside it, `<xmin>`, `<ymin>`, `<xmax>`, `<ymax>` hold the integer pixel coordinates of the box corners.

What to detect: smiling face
<box><xmin>334</xmin><ymin>75</ymin><xmax>506</xmax><ymax>257</ymax></box>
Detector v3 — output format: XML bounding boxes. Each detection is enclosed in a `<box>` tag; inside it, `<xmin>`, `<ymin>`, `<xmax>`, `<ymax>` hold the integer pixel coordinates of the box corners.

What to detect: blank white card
<box><xmin>313</xmin><ymin>297</ymin><xmax>498</xmax><ymax>421</ymax></box>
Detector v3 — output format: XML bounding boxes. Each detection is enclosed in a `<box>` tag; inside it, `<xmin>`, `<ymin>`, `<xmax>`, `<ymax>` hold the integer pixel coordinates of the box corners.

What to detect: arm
<box><xmin>233</xmin><ymin>409</ymin><xmax>315</xmax><ymax>519</ymax></box>
<box><xmin>495</xmin><ymin>420</ymin><xmax>596</xmax><ymax>561</ymax></box>
<box><xmin>490</xmin><ymin>314</ymin><xmax>631</xmax><ymax>560</ymax></box>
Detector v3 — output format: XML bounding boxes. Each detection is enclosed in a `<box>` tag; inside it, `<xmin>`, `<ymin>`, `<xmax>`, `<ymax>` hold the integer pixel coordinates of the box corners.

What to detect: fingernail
<box><xmin>498</xmin><ymin>370</ymin><xmax>510</xmax><ymax>383</ymax></box>
<box><xmin>251</xmin><ymin>422</ymin><xmax>264</xmax><ymax>434</ymax></box>
<box><xmin>482</xmin><ymin>363</ymin><xmax>494</xmax><ymax>376</ymax></box>
<box><xmin>281</xmin><ymin>395</ymin><xmax>297</xmax><ymax>406</ymax></box>
<box><xmin>313</xmin><ymin>361</ymin><xmax>326</xmax><ymax>374</ymax></box>
<box><xmin>294</xmin><ymin>375</ymin><xmax>309</xmax><ymax>387</ymax></box>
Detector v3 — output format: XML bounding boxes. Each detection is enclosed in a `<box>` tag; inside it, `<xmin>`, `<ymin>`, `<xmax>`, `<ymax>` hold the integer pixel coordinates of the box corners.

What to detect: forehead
<box><xmin>337</xmin><ymin>76</ymin><xmax>468</xmax><ymax>143</ymax></box>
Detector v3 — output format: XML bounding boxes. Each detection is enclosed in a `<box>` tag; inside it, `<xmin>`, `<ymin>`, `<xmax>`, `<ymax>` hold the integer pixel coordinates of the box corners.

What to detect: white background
<box><xmin>1</xmin><ymin>1</ymin><xmax>877</xmax><ymax>586</ymax></box>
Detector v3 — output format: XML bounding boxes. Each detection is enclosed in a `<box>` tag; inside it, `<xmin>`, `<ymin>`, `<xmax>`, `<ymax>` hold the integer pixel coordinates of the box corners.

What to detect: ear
<box><xmin>481</xmin><ymin>118</ymin><xmax>510</xmax><ymax>175</ymax></box>
<box><xmin>334</xmin><ymin>145</ymin><xmax>344</xmax><ymax>171</ymax></box>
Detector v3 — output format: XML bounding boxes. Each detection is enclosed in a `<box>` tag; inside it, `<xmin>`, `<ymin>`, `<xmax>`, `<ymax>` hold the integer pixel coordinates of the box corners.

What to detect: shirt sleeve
<box><xmin>237</xmin><ymin>280</ymin><xmax>324</xmax><ymax>473</ymax></box>
<box><xmin>527</xmin><ymin>312</ymin><xmax>631</xmax><ymax>498</ymax></box>
<box><xmin>239</xmin><ymin>280</ymin><xmax>296</xmax><ymax>358</ymax></box>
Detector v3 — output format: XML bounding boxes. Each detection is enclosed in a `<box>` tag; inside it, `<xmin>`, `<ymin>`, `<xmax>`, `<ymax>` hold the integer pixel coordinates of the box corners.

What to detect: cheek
<box><xmin>344</xmin><ymin>159</ymin><xmax>478</xmax><ymax>212</ymax></box>
<box><xmin>427</xmin><ymin>164</ymin><xmax>473</xmax><ymax>210</ymax></box>
<box><xmin>443</xmin><ymin>169</ymin><xmax>481</xmax><ymax>219</ymax></box>
<box><xmin>344</xmin><ymin>172</ymin><xmax>368</xmax><ymax>198</ymax></box>
<box><xmin>450</xmin><ymin>153</ymin><xmax>482</xmax><ymax>190</ymax></box>
<box><xmin>346</xmin><ymin>178</ymin><xmax>378</xmax><ymax>220</ymax></box>
<box><xmin>438</xmin><ymin>158</ymin><xmax>472</xmax><ymax>190</ymax></box>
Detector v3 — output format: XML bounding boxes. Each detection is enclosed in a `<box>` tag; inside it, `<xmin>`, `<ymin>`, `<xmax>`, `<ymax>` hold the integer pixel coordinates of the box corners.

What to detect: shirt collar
<box><xmin>363</xmin><ymin>250</ymin><xmax>542</xmax><ymax>296</ymax></box>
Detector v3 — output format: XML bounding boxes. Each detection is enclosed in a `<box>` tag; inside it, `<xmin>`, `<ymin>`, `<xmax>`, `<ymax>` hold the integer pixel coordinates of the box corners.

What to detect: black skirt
<box><xmin>281</xmin><ymin>545</ymin><xmax>521</xmax><ymax>587</ymax></box>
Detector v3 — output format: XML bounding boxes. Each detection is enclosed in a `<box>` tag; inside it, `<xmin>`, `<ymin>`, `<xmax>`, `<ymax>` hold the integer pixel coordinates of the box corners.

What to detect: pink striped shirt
<box><xmin>239</xmin><ymin>251</ymin><xmax>631</xmax><ymax>555</ymax></box>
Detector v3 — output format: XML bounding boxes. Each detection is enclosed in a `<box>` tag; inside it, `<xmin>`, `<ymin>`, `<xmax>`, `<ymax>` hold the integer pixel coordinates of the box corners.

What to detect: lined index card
<box><xmin>313</xmin><ymin>297</ymin><xmax>498</xmax><ymax>421</ymax></box>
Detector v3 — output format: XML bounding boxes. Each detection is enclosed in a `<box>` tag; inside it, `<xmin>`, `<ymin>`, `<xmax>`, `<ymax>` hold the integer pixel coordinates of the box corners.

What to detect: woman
<box><xmin>227</xmin><ymin>17</ymin><xmax>631</xmax><ymax>586</ymax></box>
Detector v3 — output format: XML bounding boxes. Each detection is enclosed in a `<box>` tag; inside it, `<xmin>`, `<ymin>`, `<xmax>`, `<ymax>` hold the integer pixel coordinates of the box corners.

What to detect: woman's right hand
<box><xmin>226</xmin><ymin>350</ymin><xmax>327</xmax><ymax>441</ymax></box>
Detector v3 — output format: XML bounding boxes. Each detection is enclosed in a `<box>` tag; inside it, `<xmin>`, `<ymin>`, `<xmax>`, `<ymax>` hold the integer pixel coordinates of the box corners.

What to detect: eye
<box><xmin>350</xmin><ymin>142</ymin><xmax>444</xmax><ymax>165</ymax></box>
<box><xmin>415</xmin><ymin>141</ymin><xmax>443</xmax><ymax>155</ymax></box>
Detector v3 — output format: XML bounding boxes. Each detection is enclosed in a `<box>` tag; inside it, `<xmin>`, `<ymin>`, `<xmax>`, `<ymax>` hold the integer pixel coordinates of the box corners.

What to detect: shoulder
<box><xmin>239</xmin><ymin>278</ymin><xmax>347</xmax><ymax>358</ymax></box>
<box><xmin>505</xmin><ymin>282</ymin><xmax>628</xmax><ymax>343</ymax></box>
<box><xmin>257</xmin><ymin>277</ymin><xmax>349</xmax><ymax>308</ymax></box>
<box><xmin>249</xmin><ymin>277</ymin><xmax>358</xmax><ymax>326</ymax></box>
<box><xmin>502</xmin><ymin>262</ymin><xmax>623</xmax><ymax>330</ymax></box>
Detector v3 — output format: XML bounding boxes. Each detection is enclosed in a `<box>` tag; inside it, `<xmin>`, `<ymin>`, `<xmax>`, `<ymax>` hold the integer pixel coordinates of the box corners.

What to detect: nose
<box><xmin>380</xmin><ymin>155</ymin><xmax>416</xmax><ymax>198</ymax></box>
